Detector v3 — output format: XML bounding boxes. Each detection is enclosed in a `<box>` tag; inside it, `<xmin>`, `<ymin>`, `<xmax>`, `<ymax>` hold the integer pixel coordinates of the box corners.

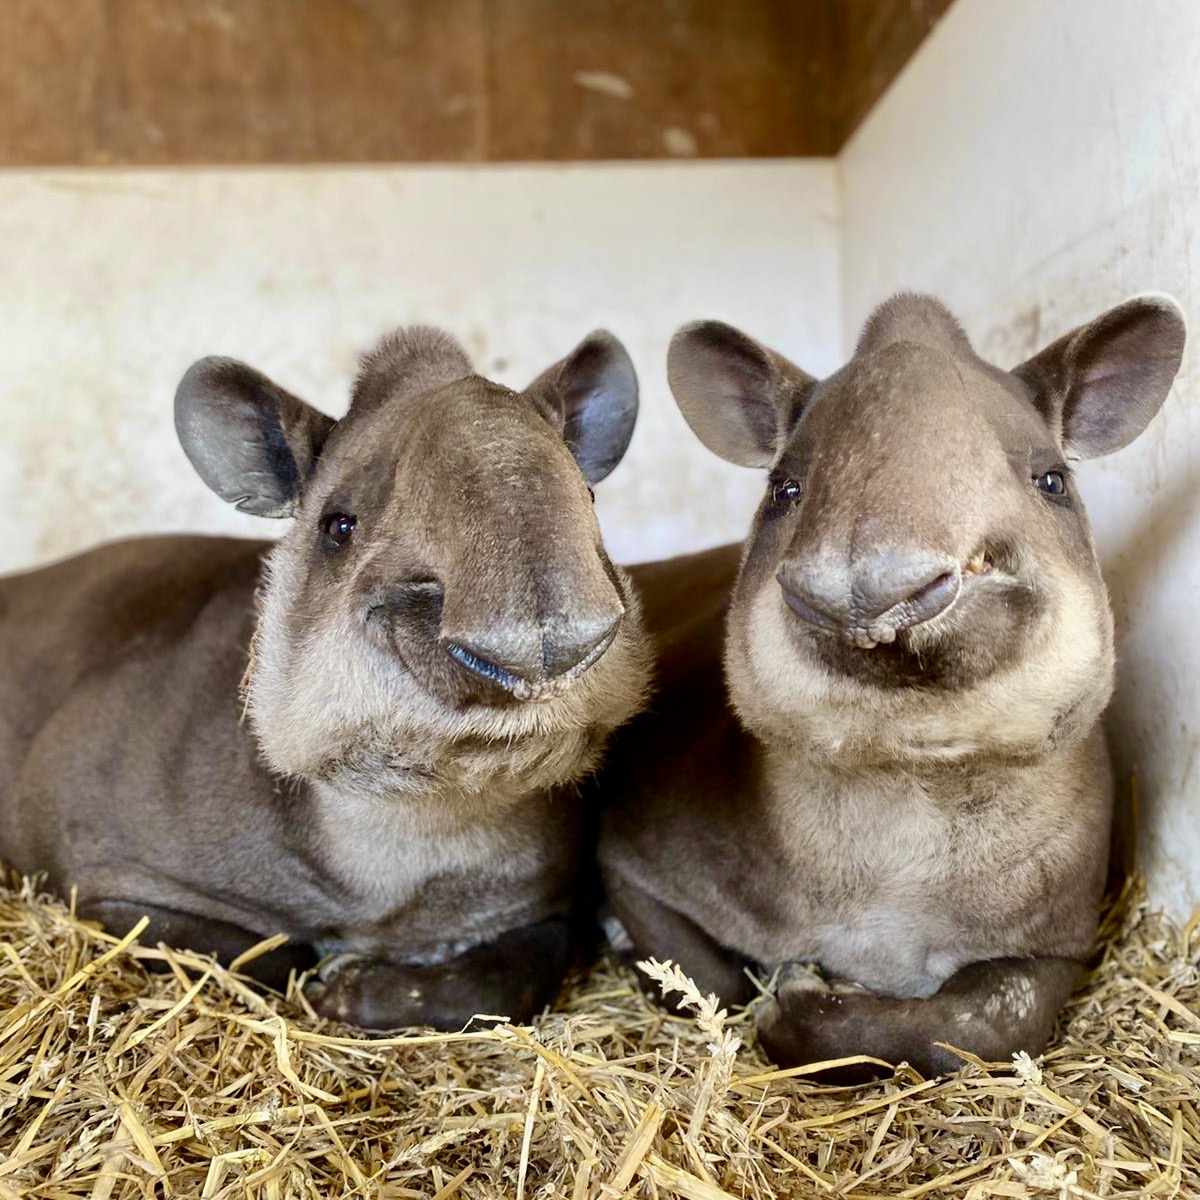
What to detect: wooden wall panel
<box><xmin>0</xmin><ymin>0</ymin><xmax>953</xmax><ymax>164</ymax></box>
<box><xmin>2</xmin><ymin>0</ymin><xmax>106</xmax><ymax>165</ymax></box>
<box><xmin>486</xmin><ymin>0</ymin><xmax>839</xmax><ymax>159</ymax></box>
<box><xmin>0</xmin><ymin>0</ymin><xmax>488</xmax><ymax>164</ymax></box>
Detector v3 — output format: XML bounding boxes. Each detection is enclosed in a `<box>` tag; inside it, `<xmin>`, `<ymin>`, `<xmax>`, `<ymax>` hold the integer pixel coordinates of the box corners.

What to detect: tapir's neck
<box><xmin>298</xmin><ymin>736</ymin><xmax>588</xmax><ymax>923</ymax></box>
<box><xmin>754</xmin><ymin>733</ymin><xmax>1032</xmax><ymax>798</ymax></box>
<box><xmin>297</xmin><ymin>719</ymin><xmax>605</xmax><ymax>817</ymax></box>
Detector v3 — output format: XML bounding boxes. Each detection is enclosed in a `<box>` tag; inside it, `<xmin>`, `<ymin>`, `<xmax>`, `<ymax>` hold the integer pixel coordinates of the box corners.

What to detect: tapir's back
<box><xmin>628</xmin><ymin>542</ymin><xmax>739</xmax><ymax>664</ymax></box>
<box><xmin>622</xmin><ymin>543</ymin><xmax>738</xmax><ymax>740</ymax></box>
<box><xmin>601</xmin><ymin>542</ymin><xmax>758</xmax><ymax>870</ymax></box>
<box><xmin>0</xmin><ymin>536</ymin><xmax>267</xmax><ymax>873</ymax></box>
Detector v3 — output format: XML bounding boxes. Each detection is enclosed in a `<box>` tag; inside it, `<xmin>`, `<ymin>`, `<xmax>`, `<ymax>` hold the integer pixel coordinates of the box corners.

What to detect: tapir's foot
<box><xmin>756</xmin><ymin>974</ymin><xmax>894</xmax><ymax>1085</ymax></box>
<box><xmin>305</xmin><ymin>953</ymin><xmax>494</xmax><ymax>1030</ymax></box>
<box><xmin>304</xmin><ymin>918</ymin><xmax>572</xmax><ymax>1032</ymax></box>
<box><xmin>306</xmin><ymin>954</ymin><xmax>448</xmax><ymax>1028</ymax></box>
<box><xmin>756</xmin><ymin>956</ymin><xmax>1083</xmax><ymax>1084</ymax></box>
<box><xmin>602</xmin><ymin>874</ymin><xmax>758</xmax><ymax>1011</ymax></box>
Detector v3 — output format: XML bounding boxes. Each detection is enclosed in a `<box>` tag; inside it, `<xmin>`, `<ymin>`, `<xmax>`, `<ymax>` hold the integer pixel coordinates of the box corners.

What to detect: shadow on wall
<box><xmin>1100</xmin><ymin>458</ymin><xmax>1200</xmax><ymax>875</ymax></box>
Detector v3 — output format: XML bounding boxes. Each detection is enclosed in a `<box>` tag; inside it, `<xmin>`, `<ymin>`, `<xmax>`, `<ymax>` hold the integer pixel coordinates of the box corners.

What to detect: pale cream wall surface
<box><xmin>841</xmin><ymin>0</ymin><xmax>1200</xmax><ymax>916</ymax></box>
<box><xmin>0</xmin><ymin>162</ymin><xmax>840</xmax><ymax>575</ymax></box>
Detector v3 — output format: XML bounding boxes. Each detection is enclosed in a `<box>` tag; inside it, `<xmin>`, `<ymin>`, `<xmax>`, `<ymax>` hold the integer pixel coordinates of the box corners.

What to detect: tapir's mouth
<box><xmin>851</xmin><ymin>546</ymin><xmax>1002</xmax><ymax>650</ymax></box>
<box><xmin>444</xmin><ymin>619</ymin><xmax>620</xmax><ymax>703</ymax></box>
<box><xmin>787</xmin><ymin>545</ymin><xmax>1000</xmax><ymax>653</ymax></box>
<box><xmin>843</xmin><ymin>572</ymin><xmax>959</xmax><ymax>650</ymax></box>
<box><xmin>444</xmin><ymin>641</ymin><xmax>528</xmax><ymax>694</ymax></box>
<box><xmin>783</xmin><ymin>541</ymin><xmax>1039</xmax><ymax>691</ymax></box>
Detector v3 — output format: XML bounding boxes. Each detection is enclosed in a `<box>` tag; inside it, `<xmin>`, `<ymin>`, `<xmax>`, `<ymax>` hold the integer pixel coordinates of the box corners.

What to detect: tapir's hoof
<box><xmin>756</xmin><ymin>980</ymin><xmax>891</xmax><ymax>1085</ymax></box>
<box><xmin>774</xmin><ymin>962</ymin><xmax>832</xmax><ymax>995</ymax></box>
<box><xmin>303</xmin><ymin>955</ymin><xmax>482</xmax><ymax>1032</ymax></box>
<box><xmin>305</xmin><ymin>954</ymin><xmax>374</xmax><ymax>1024</ymax></box>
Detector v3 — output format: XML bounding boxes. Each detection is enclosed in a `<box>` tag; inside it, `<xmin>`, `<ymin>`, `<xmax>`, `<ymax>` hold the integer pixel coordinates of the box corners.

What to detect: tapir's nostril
<box><xmin>778</xmin><ymin>551</ymin><xmax>961</xmax><ymax>645</ymax></box>
<box><xmin>542</xmin><ymin>611</ymin><xmax>624</xmax><ymax>679</ymax></box>
<box><xmin>445</xmin><ymin>609</ymin><xmax>624</xmax><ymax>693</ymax></box>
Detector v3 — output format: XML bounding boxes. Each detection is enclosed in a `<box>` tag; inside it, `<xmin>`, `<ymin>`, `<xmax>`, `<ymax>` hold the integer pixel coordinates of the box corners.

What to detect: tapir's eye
<box><xmin>1034</xmin><ymin>470</ymin><xmax>1068</xmax><ymax>498</ymax></box>
<box><xmin>322</xmin><ymin>513</ymin><xmax>357</xmax><ymax>546</ymax></box>
<box><xmin>771</xmin><ymin>478</ymin><xmax>803</xmax><ymax>507</ymax></box>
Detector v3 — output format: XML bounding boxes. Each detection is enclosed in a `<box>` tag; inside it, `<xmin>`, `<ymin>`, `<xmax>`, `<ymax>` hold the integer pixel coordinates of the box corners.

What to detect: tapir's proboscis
<box><xmin>0</xmin><ymin>325</ymin><xmax>651</xmax><ymax>1029</ymax></box>
<box><xmin>598</xmin><ymin>293</ymin><xmax>1185</xmax><ymax>1079</ymax></box>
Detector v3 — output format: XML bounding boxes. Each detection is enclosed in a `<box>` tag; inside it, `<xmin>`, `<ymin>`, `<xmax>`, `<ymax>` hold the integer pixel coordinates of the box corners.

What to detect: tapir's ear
<box><xmin>524</xmin><ymin>331</ymin><xmax>639</xmax><ymax>485</ymax></box>
<box><xmin>1013</xmin><ymin>295</ymin><xmax>1186</xmax><ymax>460</ymax></box>
<box><xmin>667</xmin><ymin>321</ymin><xmax>816</xmax><ymax>468</ymax></box>
<box><xmin>175</xmin><ymin>357</ymin><xmax>336</xmax><ymax>518</ymax></box>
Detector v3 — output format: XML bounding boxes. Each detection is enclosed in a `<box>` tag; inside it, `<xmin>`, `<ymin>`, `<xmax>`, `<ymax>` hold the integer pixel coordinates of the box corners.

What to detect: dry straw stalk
<box><xmin>0</xmin><ymin>873</ymin><xmax>1196</xmax><ymax>1199</ymax></box>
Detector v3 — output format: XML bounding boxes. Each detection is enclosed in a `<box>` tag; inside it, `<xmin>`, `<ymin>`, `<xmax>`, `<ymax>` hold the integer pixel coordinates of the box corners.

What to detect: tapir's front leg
<box><xmin>605</xmin><ymin>873</ymin><xmax>758</xmax><ymax>1010</ymax></box>
<box><xmin>756</xmin><ymin>956</ymin><xmax>1081</xmax><ymax>1082</ymax></box>
<box><xmin>305</xmin><ymin>918</ymin><xmax>571</xmax><ymax>1030</ymax></box>
<box><xmin>81</xmin><ymin>899</ymin><xmax>317</xmax><ymax>990</ymax></box>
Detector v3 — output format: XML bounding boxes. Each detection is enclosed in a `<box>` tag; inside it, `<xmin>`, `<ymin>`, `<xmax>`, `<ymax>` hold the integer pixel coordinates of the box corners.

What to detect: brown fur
<box><xmin>0</xmin><ymin>326</ymin><xmax>651</xmax><ymax>1030</ymax></box>
<box><xmin>598</xmin><ymin>293</ymin><xmax>1185</xmax><ymax>1078</ymax></box>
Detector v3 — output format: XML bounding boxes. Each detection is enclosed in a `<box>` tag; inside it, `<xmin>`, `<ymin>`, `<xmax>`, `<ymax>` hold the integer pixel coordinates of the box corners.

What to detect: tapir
<box><xmin>598</xmin><ymin>293</ymin><xmax>1185</xmax><ymax>1077</ymax></box>
<box><xmin>0</xmin><ymin>325</ymin><xmax>651</xmax><ymax>1029</ymax></box>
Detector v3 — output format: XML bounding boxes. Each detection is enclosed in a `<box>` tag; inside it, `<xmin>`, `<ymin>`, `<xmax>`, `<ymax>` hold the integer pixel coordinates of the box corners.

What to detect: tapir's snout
<box><xmin>428</xmin><ymin>519</ymin><xmax>629</xmax><ymax>701</ymax></box>
<box><xmin>443</xmin><ymin>603</ymin><xmax>625</xmax><ymax>699</ymax></box>
<box><xmin>778</xmin><ymin>548</ymin><xmax>962</xmax><ymax>650</ymax></box>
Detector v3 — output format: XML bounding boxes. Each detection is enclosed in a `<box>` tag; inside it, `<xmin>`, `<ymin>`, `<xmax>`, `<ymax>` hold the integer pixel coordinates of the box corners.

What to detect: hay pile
<box><xmin>1</xmin><ymin>875</ymin><xmax>1197</xmax><ymax>1199</ymax></box>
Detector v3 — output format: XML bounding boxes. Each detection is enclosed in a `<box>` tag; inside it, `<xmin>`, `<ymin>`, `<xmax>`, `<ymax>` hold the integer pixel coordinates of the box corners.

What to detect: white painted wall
<box><xmin>841</xmin><ymin>0</ymin><xmax>1200</xmax><ymax>917</ymax></box>
<box><xmin>0</xmin><ymin>162</ymin><xmax>840</xmax><ymax>575</ymax></box>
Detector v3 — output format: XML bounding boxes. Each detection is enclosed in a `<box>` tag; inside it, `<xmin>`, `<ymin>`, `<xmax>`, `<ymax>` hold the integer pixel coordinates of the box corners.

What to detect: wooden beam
<box><xmin>0</xmin><ymin>0</ymin><xmax>953</xmax><ymax>165</ymax></box>
<box><xmin>836</xmin><ymin>0</ymin><xmax>955</xmax><ymax>145</ymax></box>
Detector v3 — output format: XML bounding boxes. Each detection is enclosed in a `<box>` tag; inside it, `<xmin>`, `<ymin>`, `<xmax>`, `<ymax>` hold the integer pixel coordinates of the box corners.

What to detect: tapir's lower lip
<box><xmin>444</xmin><ymin>642</ymin><xmax>526</xmax><ymax>694</ymax></box>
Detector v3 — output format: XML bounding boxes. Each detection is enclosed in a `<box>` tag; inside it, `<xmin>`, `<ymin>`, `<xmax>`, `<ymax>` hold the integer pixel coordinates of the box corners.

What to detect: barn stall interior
<box><xmin>1</xmin><ymin>1</ymin><xmax>1198</xmax><ymax>1196</ymax></box>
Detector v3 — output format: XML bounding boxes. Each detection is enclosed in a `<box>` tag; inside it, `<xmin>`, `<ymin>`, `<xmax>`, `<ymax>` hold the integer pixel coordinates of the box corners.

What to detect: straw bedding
<box><xmin>1</xmin><ymin>872</ymin><xmax>1197</xmax><ymax>1199</ymax></box>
